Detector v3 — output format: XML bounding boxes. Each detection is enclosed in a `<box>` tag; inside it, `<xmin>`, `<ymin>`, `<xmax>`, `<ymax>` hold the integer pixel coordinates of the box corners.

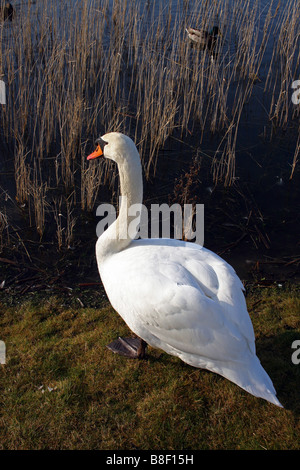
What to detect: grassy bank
<box><xmin>0</xmin><ymin>284</ymin><xmax>299</xmax><ymax>450</ymax></box>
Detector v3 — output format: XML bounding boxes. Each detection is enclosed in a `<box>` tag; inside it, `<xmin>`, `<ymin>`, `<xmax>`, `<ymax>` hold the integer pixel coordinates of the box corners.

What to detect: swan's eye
<box><xmin>95</xmin><ymin>137</ymin><xmax>108</xmax><ymax>153</ymax></box>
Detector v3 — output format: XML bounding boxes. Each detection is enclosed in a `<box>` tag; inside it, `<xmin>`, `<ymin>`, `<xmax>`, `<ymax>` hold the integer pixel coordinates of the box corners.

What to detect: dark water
<box><xmin>0</xmin><ymin>0</ymin><xmax>299</xmax><ymax>286</ymax></box>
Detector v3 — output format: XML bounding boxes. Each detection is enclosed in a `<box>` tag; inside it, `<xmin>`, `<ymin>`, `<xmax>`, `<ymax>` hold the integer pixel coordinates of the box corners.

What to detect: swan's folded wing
<box><xmin>182</xmin><ymin>247</ymin><xmax>256</xmax><ymax>352</ymax></box>
<box><xmin>119</xmin><ymin>257</ymin><xmax>254</xmax><ymax>363</ymax></box>
<box><xmin>102</xmin><ymin>241</ymin><xmax>256</xmax><ymax>361</ymax></box>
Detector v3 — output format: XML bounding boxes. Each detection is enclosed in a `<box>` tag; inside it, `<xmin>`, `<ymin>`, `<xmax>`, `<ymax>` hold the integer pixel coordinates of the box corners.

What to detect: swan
<box><xmin>87</xmin><ymin>132</ymin><xmax>282</xmax><ymax>408</ymax></box>
<box><xmin>186</xmin><ymin>26</ymin><xmax>220</xmax><ymax>49</ymax></box>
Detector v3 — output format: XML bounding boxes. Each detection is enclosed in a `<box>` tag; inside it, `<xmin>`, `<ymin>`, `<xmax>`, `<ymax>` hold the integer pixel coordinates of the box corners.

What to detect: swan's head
<box><xmin>87</xmin><ymin>132</ymin><xmax>140</xmax><ymax>167</ymax></box>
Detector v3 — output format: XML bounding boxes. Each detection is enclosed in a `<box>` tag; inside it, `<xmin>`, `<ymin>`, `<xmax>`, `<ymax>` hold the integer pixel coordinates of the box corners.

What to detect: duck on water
<box><xmin>186</xmin><ymin>26</ymin><xmax>221</xmax><ymax>49</ymax></box>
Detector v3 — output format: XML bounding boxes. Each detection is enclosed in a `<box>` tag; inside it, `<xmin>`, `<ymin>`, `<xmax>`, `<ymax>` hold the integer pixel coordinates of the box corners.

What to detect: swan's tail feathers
<box><xmin>222</xmin><ymin>356</ymin><xmax>283</xmax><ymax>408</ymax></box>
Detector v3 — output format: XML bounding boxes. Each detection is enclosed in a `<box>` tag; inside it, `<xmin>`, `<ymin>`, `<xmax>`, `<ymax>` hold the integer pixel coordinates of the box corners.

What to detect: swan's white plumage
<box><xmin>91</xmin><ymin>132</ymin><xmax>282</xmax><ymax>408</ymax></box>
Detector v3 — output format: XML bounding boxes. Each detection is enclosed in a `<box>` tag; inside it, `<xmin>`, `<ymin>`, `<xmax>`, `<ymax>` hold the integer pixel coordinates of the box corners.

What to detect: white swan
<box><xmin>87</xmin><ymin>132</ymin><xmax>282</xmax><ymax>408</ymax></box>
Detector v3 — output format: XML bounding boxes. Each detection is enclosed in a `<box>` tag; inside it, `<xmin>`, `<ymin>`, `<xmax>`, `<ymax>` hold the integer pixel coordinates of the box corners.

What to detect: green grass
<box><xmin>0</xmin><ymin>285</ymin><xmax>299</xmax><ymax>450</ymax></box>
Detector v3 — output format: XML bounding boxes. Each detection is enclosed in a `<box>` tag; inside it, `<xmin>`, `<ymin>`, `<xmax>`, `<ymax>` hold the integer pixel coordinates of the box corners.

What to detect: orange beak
<box><xmin>87</xmin><ymin>144</ymin><xmax>103</xmax><ymax>160</ymax></box>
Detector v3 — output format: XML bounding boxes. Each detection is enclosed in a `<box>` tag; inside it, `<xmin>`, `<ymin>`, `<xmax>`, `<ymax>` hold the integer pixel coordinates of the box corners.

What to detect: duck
<box><xmin>87</xmin><ymin>132</ymin><xmax>282</xmax><ymax>407</ymax></box>
<box><xmin>186</xmin><ymin>26</ymin><xmax>220</xmax><ymax>49</ymax></box>
<box><xmin>1</xmin><ymin>2</ymin><xmax>14</xmax><ymax>21</ymax></box>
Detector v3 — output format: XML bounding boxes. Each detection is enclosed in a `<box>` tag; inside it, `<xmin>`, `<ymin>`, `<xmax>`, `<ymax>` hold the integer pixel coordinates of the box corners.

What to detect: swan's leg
<box><xmin>137</xmin><ymin>338</ymin><xmax>147</xmax><ymax>359</ymax></box>
<box><xmin>106</xmin><ymin>336</ymin><xmax>147</xmax><ymax>359</ymax></box>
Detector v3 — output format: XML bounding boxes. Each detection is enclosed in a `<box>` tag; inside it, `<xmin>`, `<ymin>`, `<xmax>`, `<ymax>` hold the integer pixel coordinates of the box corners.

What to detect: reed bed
<box><xmin>0</xmin><ymin>0</ymin><xmax>299</xmax><ymax>247</ymax></box>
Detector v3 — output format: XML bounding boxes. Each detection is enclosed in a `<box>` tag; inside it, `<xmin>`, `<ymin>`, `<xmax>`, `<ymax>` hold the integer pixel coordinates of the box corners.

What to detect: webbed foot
<box><xmin>106</xmin><ymin>336</ymin><xmax>147</xmax><ymax>359</ymax></box>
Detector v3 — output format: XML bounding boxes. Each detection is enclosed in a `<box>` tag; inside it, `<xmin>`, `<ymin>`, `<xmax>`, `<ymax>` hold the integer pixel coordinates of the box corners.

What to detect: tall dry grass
<box><xmin>0</xmin><ymin>0</ymin><xmax>299</xmax><ymax>246</ymax></box>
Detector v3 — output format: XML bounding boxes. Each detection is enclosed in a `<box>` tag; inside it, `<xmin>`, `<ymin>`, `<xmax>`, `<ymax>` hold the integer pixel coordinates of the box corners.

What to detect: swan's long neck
<box><xmin>96</xmin><ymin>148</ymin><xmax>143</xmax><ymax>265</ymax></box>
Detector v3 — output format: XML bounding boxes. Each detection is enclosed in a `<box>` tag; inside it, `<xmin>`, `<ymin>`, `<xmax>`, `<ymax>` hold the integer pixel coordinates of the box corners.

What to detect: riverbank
<box><xmin>0</xmin><ymin>282</ymin><xmax>299</xmax><ymax>450</ymax></box>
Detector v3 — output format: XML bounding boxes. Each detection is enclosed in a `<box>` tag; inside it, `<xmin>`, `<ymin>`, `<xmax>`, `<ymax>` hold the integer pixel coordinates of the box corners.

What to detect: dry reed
<box><xmin>0</xmin><ymin>0</ymin><xmax>299</xmax><ymax>247</ymax></box>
